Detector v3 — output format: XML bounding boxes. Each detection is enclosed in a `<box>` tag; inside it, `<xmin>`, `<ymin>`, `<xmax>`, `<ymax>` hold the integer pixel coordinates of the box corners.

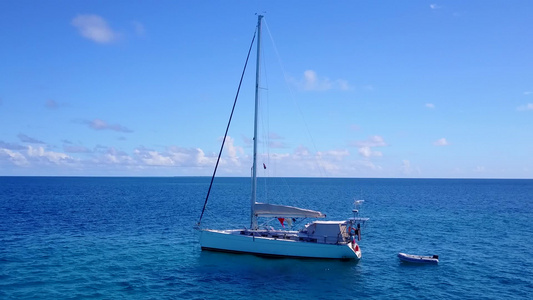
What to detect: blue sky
<box><xmin>1</xmin><ymin>1</ymin><xmax>532</xmax><ymax>178</ymax></box>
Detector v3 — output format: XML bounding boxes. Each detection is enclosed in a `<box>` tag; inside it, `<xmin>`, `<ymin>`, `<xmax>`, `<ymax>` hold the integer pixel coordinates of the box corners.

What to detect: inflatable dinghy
<box><xmin>398</xmin><ymin>252</ymin><xmax>439</xmax><ymax>264</ymax></box>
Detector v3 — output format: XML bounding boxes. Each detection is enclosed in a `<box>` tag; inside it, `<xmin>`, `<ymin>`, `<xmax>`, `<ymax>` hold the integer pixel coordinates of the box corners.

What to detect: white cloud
<box><xmin>401</xmin><ymin>159</ymin><xmax>421</xmax><ymax>176</ymax></box>
<box><xmin>0</xmin><ymin>132</ymin><xmax>440</xmax><ymax>177</ymax></box>
<box><xmin>2</xmin><ymin>144</ymin><xmax>74</xmax><ymax>168</ymax></box>
<box><xmin>401</xmin><ymin>160</ymin><xmax>413</xmax><ymax>175</ymax></box>
<box><xmin>0</xmin><ymin>148</ymin><xmax>28</xmax><ymax>166</ymax></box>
<box><xmin>430</xmin><ymin>4</ymin><xmax>442</xmax><ymax>10</ymax></box>
<box><xmin>425</xmin><ymin>103</ymin><xmax>435</xmax><ymax>109</ymax></box>
<box><xmin>517</xmin><ymin>103</ymin><xmax>533</xmax><ymax>111</ymax></box>
<box><xmin>474</xmin><ymin>166</ymin><xmax>486</xmax><ymax>173</ymax></box>
<box><xmin>358</xmin><ymin>146</ymin><xmax>371</xmax><ymax>157</ymax></box>
<box><xmin>137</xmin><ymin>149</ymin><xmax>173</xmax><ymax>166</ymax></box>
<box><xmin>0</xmin><ymin>139</ymin><xmax>421</xmax><ymax>177</ymax></box>
<box><xmin>358</xmin><ymin>146</ymin><xmax>382</xmax><ymax>158</ymax></box>
<box><xmin>93</xmin><ymin>147</ymin><xmax>134</xmax><ymax>166</ymax></box>
<box><xmin>190</xmin><ymin>148</ymin><xmax>212</xmax><ymax>166</ymax></box>
<box><xmin>168</xmin><ymin>147</ymin><xmax>212</xmax><ymax>167</ymax></box>
<box><xmin>523</xmin><ymin>91</ymin><xmax>532</xmax><ymax>95</ymax></box>
<box><xmin>303</xmin><ymin>70</ymin><xmax>330</xmax><ymax>91</ymax></box>
<box><xmin>294</xmin><ymin>145</ymin><xmax>310</xmax><ymax>157</ymax></box>
<box><xmin>401</xmin><ymin>160</ymin><xmax>411</xmax><ymax>174</ymax></box>
<box><xmin>433</xmin><ymin>138</ymin><xmax>449</xmax><ymax>146</ymax></box>
<box><xmin>354</xmin><ymin>160</ymin><xmax>382</xmax><ymax>171</ymax></box>
<box><xmin>0</xmin><ymin>143</ymin><xmax>220</xmax><ymax>174</ymax></box>
<box><xmin>132</xmin><ymin>146</ymin><xmax>215</xmax><ymax>169</ymax></box>
<box><xmin>27</xmin><ymin>146</ymin><xmax>74</xmax><ymax>165</ymax></box>
<box><xmin>317</xmin><ymin>149</ymin><xmax>350</xmax><ymax>161</ymax></box>
<box><xmin>292</xmin><ymin>70</ymin><xmax>351</xmax><ymax>91</ymax></box>
<box><xmin>268</xmin><ymin>147</ymin><xmax>351</xmax><ymax>176</ymax></box>
<box><xmin>353</xmin><ymin>135</ymin><xmax>387</xmax><ymax>148</ymax></box>
<box><xmin>134</xmin><ymin>147</ymin><xmax>172</xmax><ymax>166</ymax></box>
<box><xmin>352</xmin><ymin>136</ymin><xmax>387</xmax><ymax>158</ymax></box>
<box><xmin>222</xmin><ymin>136</ymin><xmax>244</xmax><ymax>161</ymax></box>
<box><xmin>72</xmin><ymin>14</ymin><xmax>119</xmax><ymax>43</ymax></box>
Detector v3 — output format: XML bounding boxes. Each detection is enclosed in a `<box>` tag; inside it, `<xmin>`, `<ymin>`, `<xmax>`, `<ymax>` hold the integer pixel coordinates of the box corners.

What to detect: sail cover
<box><xmin>254</xmin><ymin>203</ymin><xmax>326</xmax><ymax>218</ymax></box>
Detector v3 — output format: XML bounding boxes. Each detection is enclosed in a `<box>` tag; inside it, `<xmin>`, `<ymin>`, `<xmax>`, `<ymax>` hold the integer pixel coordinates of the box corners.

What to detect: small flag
<box><xmin>277</xmin><ymin>218</ymin><xmax>285</xmax><ymax>227</ymax></box>
<box><xmin>263</xmin><ymin>163</ymin><xmax>266</xmax><ymax>169</ymax></box>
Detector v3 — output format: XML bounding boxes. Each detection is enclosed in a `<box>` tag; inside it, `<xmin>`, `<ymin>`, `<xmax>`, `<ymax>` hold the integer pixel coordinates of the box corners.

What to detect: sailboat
<box><xmin>197</xmin><ymin>15</ymin><xmax>369</xmax><ymax>260</ymax></box>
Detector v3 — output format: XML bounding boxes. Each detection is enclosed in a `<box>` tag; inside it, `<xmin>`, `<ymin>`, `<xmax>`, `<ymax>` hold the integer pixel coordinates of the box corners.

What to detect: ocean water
<box><xmin>1</xmin><ymin>177</ymin><xmax>532</xmax><ymax>299</ymax></box>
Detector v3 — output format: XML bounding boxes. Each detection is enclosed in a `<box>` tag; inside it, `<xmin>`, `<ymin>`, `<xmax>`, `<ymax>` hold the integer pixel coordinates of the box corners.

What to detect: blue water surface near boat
<box><xmin>1</xmin><ymin>177</ymin><xmax>532</xmax><ymax>299</ymax></box>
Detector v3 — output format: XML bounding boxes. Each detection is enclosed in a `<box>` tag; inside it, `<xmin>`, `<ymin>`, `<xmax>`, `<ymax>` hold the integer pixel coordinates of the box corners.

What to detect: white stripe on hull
<box><xmin>200</xmin><ymin>229</ymin><xmax>361</xmax><ymax>260</ymax></box>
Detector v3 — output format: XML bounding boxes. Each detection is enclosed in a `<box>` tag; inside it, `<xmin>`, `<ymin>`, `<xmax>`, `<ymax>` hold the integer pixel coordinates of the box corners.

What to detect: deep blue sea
<box><xmin>1</xmin><ymin>177</ymin><xmax>532</xmax><ymax>299</ymax></box>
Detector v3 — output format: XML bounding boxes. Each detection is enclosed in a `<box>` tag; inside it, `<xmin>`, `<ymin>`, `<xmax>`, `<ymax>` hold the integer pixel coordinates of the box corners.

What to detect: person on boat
<box><xmin>348</xmin><ymin>223</ymin><xmax>361</xmax><ymax>241</ymax></box>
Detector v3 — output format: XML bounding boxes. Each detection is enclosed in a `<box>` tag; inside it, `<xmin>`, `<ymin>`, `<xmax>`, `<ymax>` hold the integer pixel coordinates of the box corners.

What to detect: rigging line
<box><xmin>196</xmin><ymin>30</ymin><xmax>257</xmax><ymax>228</ymax></box>
<box><xmin>263</xmin><ymin>19</ymin><xmax>327</xmax><ymax>177</ymax></box>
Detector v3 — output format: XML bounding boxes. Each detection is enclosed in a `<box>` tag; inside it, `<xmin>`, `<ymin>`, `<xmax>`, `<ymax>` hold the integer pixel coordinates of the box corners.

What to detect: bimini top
<box><xmin>254</xmin><ymin>203</ymin><xmax>326</xmax><ymax>218</ymax></box>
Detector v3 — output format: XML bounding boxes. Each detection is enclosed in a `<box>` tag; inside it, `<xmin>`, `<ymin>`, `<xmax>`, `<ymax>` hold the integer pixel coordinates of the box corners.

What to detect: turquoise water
<box><xmin>1</xmin><ymin>177</ymin><xmax>532</xmax><ymax>299</ymax></box>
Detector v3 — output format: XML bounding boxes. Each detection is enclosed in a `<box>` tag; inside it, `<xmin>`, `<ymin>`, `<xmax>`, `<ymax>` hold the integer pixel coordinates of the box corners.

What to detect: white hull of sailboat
<box><xmin>200</xmin><ymin>229</ymin><xmax>361</xmax><ymax>260</ymax></box>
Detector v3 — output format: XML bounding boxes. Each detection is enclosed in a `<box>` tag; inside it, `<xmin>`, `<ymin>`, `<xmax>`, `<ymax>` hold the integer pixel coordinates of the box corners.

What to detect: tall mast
<box><xmin>251</xmin><ymin>14</ymin><xmax>263</xmax><ymax>230</ymax></box>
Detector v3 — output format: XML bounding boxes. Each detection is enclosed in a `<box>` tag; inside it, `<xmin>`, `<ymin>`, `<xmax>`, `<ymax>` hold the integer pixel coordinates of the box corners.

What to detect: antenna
<box><xmin>352</xmin><ymin>199</ymin><xmax>364</xmax><ymax>219</ymax></box>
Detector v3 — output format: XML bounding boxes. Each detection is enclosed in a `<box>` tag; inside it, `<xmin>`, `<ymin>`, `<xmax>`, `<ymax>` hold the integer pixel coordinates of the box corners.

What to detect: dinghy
<box><xmin>398</xmin><ymin>252</ymin><xmax>439</xmax><ymax>264</ymax></box>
